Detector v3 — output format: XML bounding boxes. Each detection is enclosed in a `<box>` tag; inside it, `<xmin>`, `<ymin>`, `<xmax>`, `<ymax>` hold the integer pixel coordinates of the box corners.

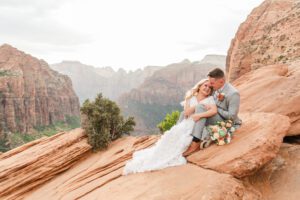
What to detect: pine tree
<box><xmin>80</xmin><ymin>93</ymin><xmax>135</xmax><ymax>151</ymax></box>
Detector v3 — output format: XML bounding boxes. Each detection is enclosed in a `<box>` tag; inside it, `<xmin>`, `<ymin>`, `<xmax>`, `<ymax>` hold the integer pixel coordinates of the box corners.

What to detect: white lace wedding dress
<box><xmin>123</xmin><ymin>96</ymin><xmax>215</xmax><ymax>175</ymax></box>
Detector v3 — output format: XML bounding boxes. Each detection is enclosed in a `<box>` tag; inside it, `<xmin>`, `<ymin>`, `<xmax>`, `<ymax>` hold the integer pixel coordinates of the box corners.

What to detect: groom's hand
<box><xmin>192</xmin><ymin>114</ymin><xmax>201</xmax><ymax>122</ymax></box>
<box><xmin>203</xmin><ymin>104</ymin><xmax>212</xmax><ymax>110</ymax></box>
<box><xmin>184</xmin><ymin>106</ymin><xmax>195</xmax><ymax>117</ymax></box>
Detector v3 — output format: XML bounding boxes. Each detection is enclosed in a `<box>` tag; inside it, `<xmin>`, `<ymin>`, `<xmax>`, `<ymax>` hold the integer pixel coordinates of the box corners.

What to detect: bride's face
<box><xmin>198</xmin><ymin>81</ymin><xmax>212</xmax><ymax>96</ymax></box>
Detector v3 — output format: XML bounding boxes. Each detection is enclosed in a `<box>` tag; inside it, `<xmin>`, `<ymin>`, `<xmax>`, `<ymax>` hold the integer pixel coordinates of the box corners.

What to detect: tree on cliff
<box><xmin>80</xmin><ymin>93</ymin><xmax>135</xmax><ymax>151</ymax></box>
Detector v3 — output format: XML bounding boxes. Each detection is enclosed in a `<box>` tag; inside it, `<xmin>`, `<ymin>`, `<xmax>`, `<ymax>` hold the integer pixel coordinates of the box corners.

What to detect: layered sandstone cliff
<box><xmin>234</xmin><ymin>62</ymin><xmax>300</xmax><ymax>136</ymax></box>
<box><xmin>227</xmin><ymin>0</ymin><xmax>300</xmax><ymax>81</ymax></box>
<box><xmin>0</xmin><ymin>44</ymin><xmax>80</xmax><ymax>135</ymax></box>
<box><xmin>226</xmin><ymin>0</ymin><xmax>300</xmax><ymax>136</ymax></box>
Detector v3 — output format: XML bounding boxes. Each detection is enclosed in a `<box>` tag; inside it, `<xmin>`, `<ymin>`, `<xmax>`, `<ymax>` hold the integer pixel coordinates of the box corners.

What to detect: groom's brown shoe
<box><xmin>183</xmin><ymin>141</ymin><xmax>200</xmax><ymax>157</ymax></box>
<box><xmin>200</xmin><ymin>139</ymin><xmax>212</xmax><ymax>149</ymax></box>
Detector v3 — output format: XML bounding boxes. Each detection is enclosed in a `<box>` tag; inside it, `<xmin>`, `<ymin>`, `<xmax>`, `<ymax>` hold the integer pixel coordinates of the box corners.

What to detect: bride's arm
<box><xmin>192</xmin><ymin>104</ymin><xmax>217</xmax><ymax>121</ymax></box>
<box><xmin>184</xmin><ymin>100</ymin><xmax>195</xmax><ymax>117</ymax></box>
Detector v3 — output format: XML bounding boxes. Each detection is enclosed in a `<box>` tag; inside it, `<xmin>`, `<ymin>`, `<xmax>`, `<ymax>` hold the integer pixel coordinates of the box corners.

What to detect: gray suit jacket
<box><xmin>213</xmin><ymin>83</ymin><xmax>242</xmax><ymax>126</ymax></box>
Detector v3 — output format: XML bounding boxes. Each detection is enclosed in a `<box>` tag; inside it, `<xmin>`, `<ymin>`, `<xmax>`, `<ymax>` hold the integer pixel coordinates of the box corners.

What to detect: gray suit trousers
<box><xmin>177</xmin><ymin>104</ymin><xmax>224</xmax><ymax>140</ymax></box>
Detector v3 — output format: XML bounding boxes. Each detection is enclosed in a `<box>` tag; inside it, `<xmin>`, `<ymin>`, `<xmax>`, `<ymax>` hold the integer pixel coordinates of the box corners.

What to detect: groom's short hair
<box><xmin>208</xmin><ymin>68</ymin><xmax>225</xmax><ymax>79</ymax></box>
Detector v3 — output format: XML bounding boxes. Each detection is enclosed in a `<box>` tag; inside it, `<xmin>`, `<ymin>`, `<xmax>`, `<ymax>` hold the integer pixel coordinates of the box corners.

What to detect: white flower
<box><xmin>213</xmin><ymin>132</ymin><xmax>219</xmax><ymax>139</ymax></box>
<box><xmin>218</xmin><ymin>140</ymin><xmax>225</xmax><ymax>145</ymax></box>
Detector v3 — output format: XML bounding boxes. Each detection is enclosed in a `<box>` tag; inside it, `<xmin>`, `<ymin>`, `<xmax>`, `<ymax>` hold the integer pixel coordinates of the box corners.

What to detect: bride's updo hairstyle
<box><xmin>184</xmin><ymin>79</ymin><xmax>209</xmax><ymax>102</ymax></box>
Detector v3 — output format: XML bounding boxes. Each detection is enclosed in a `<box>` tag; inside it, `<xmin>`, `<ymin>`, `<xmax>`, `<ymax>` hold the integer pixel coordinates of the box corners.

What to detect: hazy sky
<box><xmin>0</xmin><ymin>0</ymin><xmax>263</xmax><ymax>71</ymax></box>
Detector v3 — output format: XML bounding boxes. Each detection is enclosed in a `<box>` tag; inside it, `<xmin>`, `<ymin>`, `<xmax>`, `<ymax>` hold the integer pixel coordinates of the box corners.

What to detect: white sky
<box><xmin>0</xmin><ymin>0</ymin><xmax>264</xmax><ymax>71</ymax></box>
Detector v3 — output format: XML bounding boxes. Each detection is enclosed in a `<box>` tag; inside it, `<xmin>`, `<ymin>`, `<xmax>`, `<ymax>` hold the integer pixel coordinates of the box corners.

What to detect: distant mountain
<box><xmin>50</xmin><ymin>61</ymin><xmax>162</xmax><ymax>104</ymax></box>
<box><xmin>50</xmin><ymin>55</ymin><xmax>225</xmax><ymax>135</ymax></box>
<box><xmin>200</xmin><ymin>54</ymin><xmax>226</xmax><ymax>66</ymax></box>
<box><xmin>118</xmin><ymin>55</ymin><xmax>226</xmax><ymax>134</ymax></box>
<box><xmin>95</xmin><ymin>66</ymin><xmax>115</xmax><ymax>78</ymax></box>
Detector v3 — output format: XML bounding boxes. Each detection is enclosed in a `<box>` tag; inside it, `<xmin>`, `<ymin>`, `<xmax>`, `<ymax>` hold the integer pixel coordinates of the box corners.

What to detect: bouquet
<box><xmin>207</xmin><ymin>120</ymin><xmax>236</xmax><ymax>146</ymax></box>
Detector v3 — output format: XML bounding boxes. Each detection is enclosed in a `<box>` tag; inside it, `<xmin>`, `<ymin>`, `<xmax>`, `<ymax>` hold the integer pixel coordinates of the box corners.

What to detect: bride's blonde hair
<box><xmin>184</xmin><ymin>79</ymin><xmax>209</xmax><ymax>102</ymax></box>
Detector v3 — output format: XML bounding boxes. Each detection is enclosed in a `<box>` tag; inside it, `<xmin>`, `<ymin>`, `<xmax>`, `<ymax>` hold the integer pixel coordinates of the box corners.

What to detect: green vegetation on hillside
<box><xmin>0</xmin><ymin>70</ymin><xmax>18</xmax><ymax>77</ymax></box>
<box><xmin>0</xmin><ymin>115</ymin><xmax>81</xmax><ymax>152</ymax></box>
<box><xmin>0</xmin><ymin>70</ymin><xmax>12</xmax><ymax>76</ymax></box>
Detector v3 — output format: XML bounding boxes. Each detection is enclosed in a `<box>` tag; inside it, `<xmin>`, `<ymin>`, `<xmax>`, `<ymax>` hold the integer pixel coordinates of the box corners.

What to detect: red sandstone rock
<box><xmin>0</xmin><ymin>128</ymin><xmax>157</xmax><ymax>200</ymax></box>
<box><xmin>245</xmin><ymin>143</ymin><xmax>300</xmax><ymax>200</ymax></box>
<box><xmin>227</xmin><ymin>0</ymin><xmax>300</xmax><ymax>82</ymax></box>
<box><xmin>234</xmin><ymin>62</ymin><xmax>300</xmax><ymax>136</ymax></box>
<box><xmin>22</xmin><ymin>134</ymin><xmax>259</xmax><ymax>200</ymax></box>
<box><xmin>187</xmin><ymin>112</ymin><xmax>290</xmax><ymax>178</ymax></box>
<box><xmin>81</xmin><ymin>164</ymin><xmax>260</xmax><ymax>200</ymax></box>
<box><xmin>0</xmin><ymin>127</ymin><xmax>261</xmax><ymax>200</ymax></box>
<box><xmin>0</xmin><ymin>120</ymin><xmax>289</xmax><ymax>199</ymax></box>
<box><xmin>0</xmin><ymin>44</ymin><xmax>80</xmax><ymax>134</ymax></box>
<box><xmin>226</xmin><ymin>0</ymin><xmax>300</xmax><ymax>136</ymax></box>
<box><xmin>0</xmin><ymin>128</ymin><xmax>91</xmax><ymax>199</ymax></box>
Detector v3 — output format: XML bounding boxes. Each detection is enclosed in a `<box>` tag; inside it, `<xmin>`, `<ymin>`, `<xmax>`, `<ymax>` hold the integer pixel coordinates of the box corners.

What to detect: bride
<box><xmin>123</xmin><ymin>79</ymin><xmax>217</xmax><ymax>175</ymax></box>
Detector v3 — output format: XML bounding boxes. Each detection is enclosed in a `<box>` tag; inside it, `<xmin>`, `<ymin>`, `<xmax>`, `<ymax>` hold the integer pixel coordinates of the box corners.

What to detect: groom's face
<box><xmin>208</xmin><ymin>77</ymin><xmax>225</xmax><ymax>90</ymax></box>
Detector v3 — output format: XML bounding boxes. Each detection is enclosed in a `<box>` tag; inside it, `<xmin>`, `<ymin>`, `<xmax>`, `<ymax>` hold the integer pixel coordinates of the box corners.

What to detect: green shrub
<box><xmin>80</xmin><ymin>93</ymin><xmax>135</xmax><ymax>151</ymax></box>
<box><xmin>157</xmin><ymin>110</ymin><xmax>180</xmax><ymax>133</ymax></box>
<box><xmin>5</xmin><ymin>132</ymin><xmax>38</xmax><ymax>150</ymax></box>
<box><xmin>278</xmin><ymin>55</ymin><xmax>285</xmax><ymax>61</ymax></box>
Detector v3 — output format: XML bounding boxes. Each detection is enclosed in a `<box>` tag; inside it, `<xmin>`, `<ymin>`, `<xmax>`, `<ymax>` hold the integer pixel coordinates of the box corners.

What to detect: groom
<box><xmin>183</xmin><ymin>68</ymin><xmax>242</xmax><ymax>156</ymax></box>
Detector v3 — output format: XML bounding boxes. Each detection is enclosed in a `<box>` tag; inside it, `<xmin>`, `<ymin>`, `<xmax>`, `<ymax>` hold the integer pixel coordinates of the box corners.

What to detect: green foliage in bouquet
<box><xmin>157</xmin><ymin>110</ymin><xmax>180</xmax><ymax>133</ymax></box>
<box><xmin>207</xmin><ymin>120</ymin><xmax>236</xmax><ymax>145</ymax></box>
<box><xmin>80</xmin><ymin>93</ymin><xmax>136</xmax><ymax>151</ymax></box>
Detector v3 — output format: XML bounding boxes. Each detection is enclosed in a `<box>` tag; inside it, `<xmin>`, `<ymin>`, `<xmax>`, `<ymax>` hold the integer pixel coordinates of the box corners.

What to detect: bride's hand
<box><xmin>184</xmin><ymin>112</ymin><xmax>190</xmax><ymax>118</ymax></box>
<box><xmin>184</xmin><ymin>110</ymin><xmax>189</xmax><ymax>116</ymax></box>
